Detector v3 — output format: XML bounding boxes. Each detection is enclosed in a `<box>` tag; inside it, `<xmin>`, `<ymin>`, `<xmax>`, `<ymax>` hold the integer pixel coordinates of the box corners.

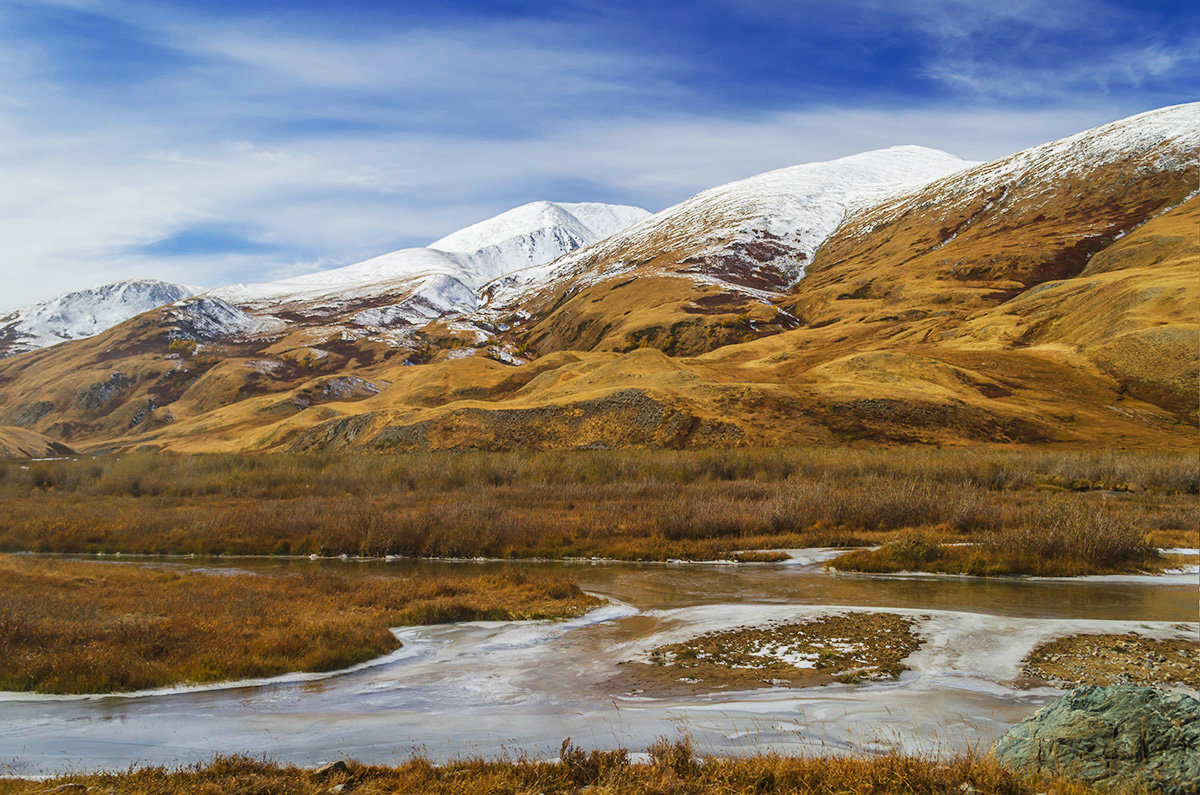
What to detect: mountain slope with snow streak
<box><xmin>211</xmin><ymin>201</ymin><xmax>651</xmax><ymax>325</ymax></box>
<box><xmin>795</xmin><ymin>102</ymin><xmax>1200</xmax><ymax>304</ymax></box>
<box><xmin>481</xmin><ymin>146</ymin><xmax>972</xmax><ymax>314</ymax></box>
<box><xmin>478</xmin><ymin>145</ymin><xmax>972</xmax><ymax>356</ymax></box>
<box><xmin>0</xmin><ymin>280</ymin><xmax>200</xmax><ymax>358</ymax></box>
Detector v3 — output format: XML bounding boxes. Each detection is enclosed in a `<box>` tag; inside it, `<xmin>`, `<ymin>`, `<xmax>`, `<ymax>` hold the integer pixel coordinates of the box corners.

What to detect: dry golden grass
<box><xmin>831</xmin><ymin>501</ymin><xmax>1164</xmax><ymax>577</ymax></box>
<box><xmin>0</xmin><ymin>744</ymin><xmax>1114</xmax><ymax>795</ymax></box>
<box><xmin>0</xmin><ymin>556</ymin><xmax>599</xmax><ymax>694</ymax></box>
<box><xmin>0</xmin><ymin>154</ymin><xmax>1193</xmax><ymax>455</ymax></box>
<box><xmin>0</xmin><ymin>448</ymin><xmax>1193</xmax><ymax>565</ymax></box>
<box><xmin>0</xmin><ymin>426</ymin><xmax>73</xmax><ymax>458</ymax></box>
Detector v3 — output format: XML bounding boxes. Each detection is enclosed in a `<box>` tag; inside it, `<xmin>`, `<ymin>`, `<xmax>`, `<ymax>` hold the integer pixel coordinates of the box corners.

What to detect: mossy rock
<box><xmin>992</xmin><ymin>685</ymin><xmax>1200</xmax><ymax>794</ymax></box>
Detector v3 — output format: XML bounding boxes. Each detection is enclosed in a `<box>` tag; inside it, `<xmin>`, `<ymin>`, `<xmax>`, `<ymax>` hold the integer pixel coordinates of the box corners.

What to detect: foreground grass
<box><xmin>0</xmin><ymin>447</ymin><xmax>1195</xmax><ymax>566</ymax></box>
<box><xmin>0</xmin><ymin>744</ymin><xmax>1110</xmax><ymax>795</ymax></box>
<box><xmin>0</xmin><ymin>556</ymin><xmax>598</xmax><ymax>694</ymax></box>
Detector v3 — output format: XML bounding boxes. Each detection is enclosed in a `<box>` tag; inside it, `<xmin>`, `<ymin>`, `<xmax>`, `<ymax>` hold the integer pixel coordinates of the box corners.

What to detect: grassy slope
<box><xmin>0</xmin><ymin>556</ymin><xmax>598</xmax><ymax>694</ymax></box>
<box><xmin>0</xmin><ymin>145</ymin><xmax>1193</xmax><ymax>454</ymax></box>
<box><xmin>0</xmin><ymin>426</ymin><xmax>73</xmax><ymax>458</ymax></box>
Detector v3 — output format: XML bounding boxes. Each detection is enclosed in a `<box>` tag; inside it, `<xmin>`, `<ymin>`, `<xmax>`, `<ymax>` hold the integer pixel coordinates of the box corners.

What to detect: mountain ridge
<box><xmin>0</xmin><ymin>104</ymin><xmax>1194</xmax><ymax>454</ymax></box>
<box><xmin>0</xmin><ymin>279</ymin><xmax>200</xmax><ymax>359</ymax></box>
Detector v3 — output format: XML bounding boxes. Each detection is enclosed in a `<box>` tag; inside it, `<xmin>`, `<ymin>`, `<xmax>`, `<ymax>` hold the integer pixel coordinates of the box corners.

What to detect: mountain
<box><xmin>210</xmin><ymin>201</ymin><xmax>650</xmax><ymax>329</ymax></box>
<box><xmin>0</xmin><ymin>426</ymin><xmax>75</xmax><ymax>458</ymax></box>
<box><xmin>478</xmin><ymin>145</ymin><xmax>972</xmax><ymax>356</ymax></box>
<box><xmin>0</xmin><ymin>104</ymin><xmax>1194</xmax><ymax>454</ymax></box>
<box><xmin>778</xmin><ymin>101</ymin><xmax>1200</xmax><ymax>425</ymax></box>
<box><xmin>0</xmin><ymin>279</ymin><xmax>199</xmax><ymax>358</ymax></box>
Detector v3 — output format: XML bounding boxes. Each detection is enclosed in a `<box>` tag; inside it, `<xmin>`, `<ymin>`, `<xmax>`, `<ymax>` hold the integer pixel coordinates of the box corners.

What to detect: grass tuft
<box><xmin>0</xmin><ymin>748</ymin><xmax>1114</xmax><ymax>794</ymax></box>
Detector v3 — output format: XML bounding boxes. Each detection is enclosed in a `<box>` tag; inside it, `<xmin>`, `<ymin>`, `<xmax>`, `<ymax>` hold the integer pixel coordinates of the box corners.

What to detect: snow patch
<box><xmin>165</xmin><ymin>297</ymin><xmax>284</xmax><ymax>340</ymax></box>
<box><xmin>482</xmin><ymin>146</ymin><xmax>973</xmax><ymax>311</ymax></box>
<box><xmin>0</xmin><ymin>280</ymin><xmax>200</xmax><ymax>356</ymax></box>
<box><xmin>211</xmin><ymin>201</ymin><xmax>651</xmax><ymax>318</ymax></box>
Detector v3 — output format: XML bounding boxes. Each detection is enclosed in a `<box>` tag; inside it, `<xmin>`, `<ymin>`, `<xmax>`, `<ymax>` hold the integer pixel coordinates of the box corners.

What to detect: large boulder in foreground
<box><xmin>992</xmin><ymin>685</ymin><xmax>1199</xmax><ymax>794</ymax></box>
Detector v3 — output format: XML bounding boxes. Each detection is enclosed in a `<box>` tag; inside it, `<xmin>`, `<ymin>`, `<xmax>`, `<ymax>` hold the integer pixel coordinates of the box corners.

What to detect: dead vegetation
<box><xmin>0</xmin><ymin>743</ymin><xmax>1113</xmax><ymax>795</ymax></box>
<box><xmin>0</xmin><ymin>449</ymin><xmax>1190</xmax><ymax>566</ymax></box>
<box><xmin>1022</xmin><ymin>633</ymin><xmax>1200</xmax><ymax>690</ymax></box>
<box><xmin>830</xmin><ymin>500</ymin><xmax>1170</xmax><ymax>577</ymax></box>
<box><xmin>0</xmin><ymin>448</ymin><xmax>1193</xmax><ymax>567</ymax></box>
<box><xmin>617</xmin><ymin>613</ymin><xmax>922</xmax><ymax>696</ymax></box>
<box><xmin>0</xmin><ymin>555</ymin><xmax>598</xmax><ymax>694</ymax></box>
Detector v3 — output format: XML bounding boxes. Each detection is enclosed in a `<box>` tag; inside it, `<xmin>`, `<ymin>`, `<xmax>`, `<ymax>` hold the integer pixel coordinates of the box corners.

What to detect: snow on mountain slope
<box><xmin>482</xmin><ymin>146</ymin><xmax>973</xmax><ymax>310</ymax></box>
<box><xmin>556</xmin><ymin>203</ymin><xmax>653</xmax><ymax>240</ymax></box>
<box><xmin>430</xmin><ymin>201</ymin><xmax>595</xmax><ymax>255</ymax></box>
<box><xmin>164</xmin><ymin>297</ymin><xmax>286</xmax><ymax>341</ymax></box>
<box><xmin>213</xmin><ymin>248</ymin><xmax>465</xmax><ymax>310</ymax></box>
<box><xmin>0</xmin><ymin>279</ymin><xmax>200</xmax><ymax>357</ymax></box>
<box><xmin>211</xmin><ymin>201</ymin><xmax>651</xmax><ymax>326</ymax></box>
<box><xmin>857</xmin><ymin>102</ymin><xmax>1200</xmax><ymax>234</ymax></box>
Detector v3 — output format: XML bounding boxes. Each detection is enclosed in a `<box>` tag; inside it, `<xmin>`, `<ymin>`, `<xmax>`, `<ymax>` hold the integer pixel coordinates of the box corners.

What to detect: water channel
<box><xmin>1</xmin><ymin>554</ymin><xmax>1195</xmax><ymax>775</ymax></box>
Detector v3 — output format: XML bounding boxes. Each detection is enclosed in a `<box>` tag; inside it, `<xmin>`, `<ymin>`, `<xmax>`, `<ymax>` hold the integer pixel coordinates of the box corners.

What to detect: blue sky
<box><xmin>0</xmin><ymin>0</ymin><xmax>1196</xmax><ymax>311</ymax></box>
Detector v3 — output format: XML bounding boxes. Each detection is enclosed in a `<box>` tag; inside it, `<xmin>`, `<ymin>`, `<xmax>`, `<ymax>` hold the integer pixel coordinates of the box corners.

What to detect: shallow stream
<box><xmin>1</xmin><ymin>554</ymin><xmax>1196</xmax><ymax>775</ymax></box>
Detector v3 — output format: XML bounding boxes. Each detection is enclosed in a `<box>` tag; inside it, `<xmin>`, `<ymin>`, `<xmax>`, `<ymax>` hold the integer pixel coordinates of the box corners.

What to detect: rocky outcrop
<box><xmin>992</xmin><ymin>685</ymin><xmax>1200</xmax><ymax>794</ymax></box>
<box><xmin>288</xmin><ymin>388</ymin><xmax>745</xmax><ymax>452</ymax></box>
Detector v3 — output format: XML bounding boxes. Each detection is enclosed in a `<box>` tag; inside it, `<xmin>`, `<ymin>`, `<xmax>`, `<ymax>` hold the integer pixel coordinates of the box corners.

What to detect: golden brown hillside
<box><xmin>0</xmin><ymin>105</ymin><xmax>1194</xmax><ymax>453</ymax></box>
<box><xmin>0</xmin><ymin>426</ymin><xmax>74</xmax><ymax>458</ymax></box>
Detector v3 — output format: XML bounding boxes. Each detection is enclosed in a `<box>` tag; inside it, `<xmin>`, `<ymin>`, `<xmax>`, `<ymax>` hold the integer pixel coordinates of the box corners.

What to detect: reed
<box><xmin>832</xmin><ymin>501</ymin><xmax>1162</xmax><ymax>576</ymax></box>
<box><xmin>0</xmin><ymin>448</ymin><xmax>1193</xmax><ymax>565</ymax></box>
<box><xmin>0</xmin><ymin>745</ymin><xmax>1108</xmax><ymax>794</ymax></box>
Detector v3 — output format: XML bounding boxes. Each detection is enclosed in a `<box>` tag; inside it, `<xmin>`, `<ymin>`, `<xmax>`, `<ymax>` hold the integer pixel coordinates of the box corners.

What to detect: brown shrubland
<box><xmin>0</xmin><ymin>447</ymin><xmax>1194</xmax><ymax>567</ymax></box>
<box><xmin>0</xmin><ymin>555</ymin><xmax>598</xmax><ymax>694</ymax></box>
<box><xmin>0</xmin><ymin>744</ymin><xmax>1112</xmax><ymax>795</ymax></box>
<box><xmin>831</xmin><ymin>501</ymin><xmax>1165</xmax><ymax>576</ymax></box>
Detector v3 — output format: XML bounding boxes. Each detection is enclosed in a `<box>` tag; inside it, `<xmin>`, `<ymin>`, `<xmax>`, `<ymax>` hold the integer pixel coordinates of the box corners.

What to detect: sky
<box><xmin>0</xmin><ymin>0</ymin><xmax>1196</xmax><ymax>312</ymax></box>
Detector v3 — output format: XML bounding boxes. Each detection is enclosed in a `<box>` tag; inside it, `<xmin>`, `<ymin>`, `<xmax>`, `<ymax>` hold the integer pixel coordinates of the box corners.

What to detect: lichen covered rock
<box><xmin>992</xmin><ymin>685</ymin><xmax>1200</xmax><ymax>794</ymax></box>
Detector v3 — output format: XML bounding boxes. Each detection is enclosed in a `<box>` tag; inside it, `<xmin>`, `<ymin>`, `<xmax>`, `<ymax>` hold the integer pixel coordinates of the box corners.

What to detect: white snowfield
<box><xmin>7</xmin><ymin>103</ymin><xmax>1196</xmax><ymax>353</ymax></box>
<box><xmin>859</xmin><ymin>102</ymin><xmax>1200</xmax><ymax>232</ymax></box>
<box><xmin>0</xmin><ymin>279</ymin><xmax>199</xmax><ymax>356</ymax></box>
<box><xmin>208</xmin><ymin>201</ymin><xmax>652</xmax><ymax>326</ymax></box>
<box><xmin>481</xmin><ymin>145</ymin><xmax>975</xmax><ymax>312</ymax></box>
<box><xmin>163</xmin><ymin>296</ymin><xmax>286</xmax><ymax>340</ymax></box>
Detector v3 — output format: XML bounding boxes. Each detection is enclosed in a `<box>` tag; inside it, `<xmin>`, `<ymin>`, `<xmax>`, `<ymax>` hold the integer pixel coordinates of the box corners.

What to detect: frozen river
<box><xmin>1</xmin><ymin>554</ymin><xmax>1196</xmax><ymax>775</ymax></box>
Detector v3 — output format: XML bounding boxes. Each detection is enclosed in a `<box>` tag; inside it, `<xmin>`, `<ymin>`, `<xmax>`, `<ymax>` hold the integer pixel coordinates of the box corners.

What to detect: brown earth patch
<box><xmin>1021</xmin><ymin>632</ymin><xmax>1199</xmax><ymax>690</ymax></box>
<box><xmin>612</xmin><ymin>612</ymin><xmax>921</xmax><ymax>696</ymax></box>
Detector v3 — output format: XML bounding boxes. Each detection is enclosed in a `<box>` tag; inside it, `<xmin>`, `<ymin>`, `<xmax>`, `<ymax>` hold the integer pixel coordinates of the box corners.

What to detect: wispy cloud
<box><xmin>0</xmin><ymin>0</ymin><xmax>1194</xmax><ymax>311</ymax></box>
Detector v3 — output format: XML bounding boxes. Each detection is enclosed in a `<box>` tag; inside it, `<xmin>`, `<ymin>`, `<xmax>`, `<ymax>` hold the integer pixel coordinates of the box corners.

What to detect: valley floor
<box><xmin>1</xmin><ymin>447</ymin><xmax>1195</xmax><ymax>574</ymax></box>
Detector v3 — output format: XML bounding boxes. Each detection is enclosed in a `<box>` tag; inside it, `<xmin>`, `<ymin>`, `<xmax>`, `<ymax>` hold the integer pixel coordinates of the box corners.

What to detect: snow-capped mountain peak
<box><xmin>0</xmin><ymin>279</ymin><xmax>201</xmax><ymax>357</ymax></box>
<box><xmin>482</xmin><ymin>145</ymin><xmax>974</xmax><ymax>311</ymax></box>
<box><xmin>429</xmin><ymin>201</ymin><xmax>594</xmax><ymax>254</ymax></box>
<box><xmin>209</xmin><ymin>200</ymin><xmax>652</xmax><ymax>326</ymax></box>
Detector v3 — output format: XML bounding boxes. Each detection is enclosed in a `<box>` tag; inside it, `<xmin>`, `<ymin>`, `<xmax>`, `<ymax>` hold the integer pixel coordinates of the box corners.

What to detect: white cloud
<box><xmin>0</xmin><ymin>0</ymin><xmax>1189</xmax><ymax>312</ymax></box>
<box><xmin>0</xmin><ymin>100</ymin><xmax>1136</xmax><ymax>312</ymax></box>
